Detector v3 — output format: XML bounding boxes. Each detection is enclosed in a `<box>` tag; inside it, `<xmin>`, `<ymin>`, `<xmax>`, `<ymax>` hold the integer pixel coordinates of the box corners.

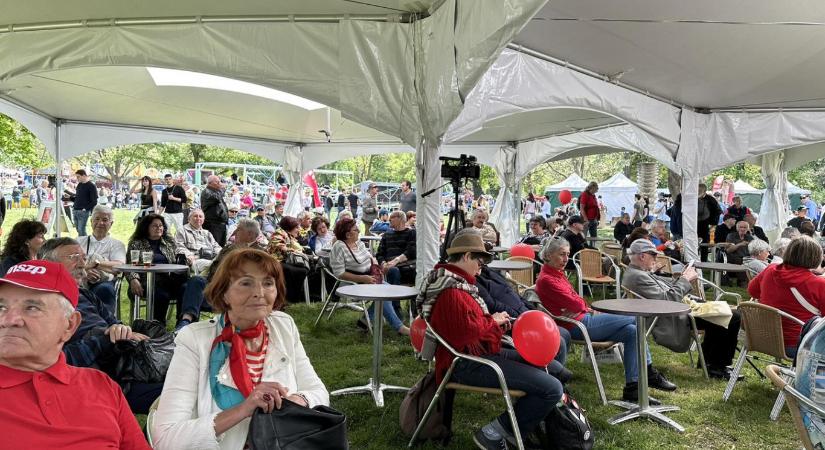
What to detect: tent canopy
<box><xmin>599</xmin><ymin>172</ymin><xmax>638</xmax><ymax>219</ymax></box>
<box><xmin>546</xmin><ymin>173</ymin><xmax>588</xmax><ymax>191</ymax></box>
<box><xmin>732</xmin><ymin>179</ymin><xmax>763</xmax><ymax>195</ymax></box>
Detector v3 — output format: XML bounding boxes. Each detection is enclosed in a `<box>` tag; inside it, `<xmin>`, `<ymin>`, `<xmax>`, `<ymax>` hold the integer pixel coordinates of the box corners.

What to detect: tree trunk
<box><xmin>667</xmin><ymin>170</ymin><xmax>682</xmax><ymax>197</ymax></box>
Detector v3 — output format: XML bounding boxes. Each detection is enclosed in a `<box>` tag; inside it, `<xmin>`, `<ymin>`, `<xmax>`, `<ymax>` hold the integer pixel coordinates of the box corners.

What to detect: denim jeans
<box><xmin>367</xmin><ymin>300</ymin><xmax>404</xmax><ymax>331</ymax></box>
<box><xmin>89</xmin><ymin>280</ymin><xmax>117</xmax><ymax>317</ymax></box>
<box><xmin>178</xmin><ymin>276</ymin><xmax>208</xmax><ymax>320</ymax></box>
<box><xmin>73</xmin><ymin>209</ymin><xmax>91</xmax><ymax>236</ymax></box>
<box><xmin>451</xmin><ymin>348</ymin><xmax>563</xmax><ymax>438</ymax></box>
<box><xmin>569</xmin><ymin>313</ymin><xmax>651</xmax><ymax>383</ymax></box>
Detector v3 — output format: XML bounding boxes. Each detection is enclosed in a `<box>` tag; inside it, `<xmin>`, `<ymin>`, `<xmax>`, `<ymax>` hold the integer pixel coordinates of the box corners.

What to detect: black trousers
<box><xmin>204</xmin><ymin>221</ymin><xmax>227</xmax><ymax>247</ymax></box>
<box><xmin>281</xmin><ymin>262</ymin><xmax>309</xmax><ymax>304</ymax></box>
<box><xmin>696</xmin><ymin>309</ymin><xmax>741</xmax><ymax>368</ymax></box>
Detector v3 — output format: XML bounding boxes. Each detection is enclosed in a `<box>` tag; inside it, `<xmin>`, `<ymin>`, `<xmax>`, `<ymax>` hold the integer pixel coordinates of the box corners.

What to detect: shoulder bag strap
<box><xmin>791</xmin><ymin>287</ymin><xmax>821</xmax><ymax>316</ymax></box>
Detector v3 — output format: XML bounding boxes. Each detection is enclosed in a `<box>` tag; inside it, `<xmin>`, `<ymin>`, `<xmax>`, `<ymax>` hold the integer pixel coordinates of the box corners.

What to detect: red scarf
<box><xmin>211</xmin><ymin>316</ymin><xmax>266</xmax><ymax>397</ymax></box>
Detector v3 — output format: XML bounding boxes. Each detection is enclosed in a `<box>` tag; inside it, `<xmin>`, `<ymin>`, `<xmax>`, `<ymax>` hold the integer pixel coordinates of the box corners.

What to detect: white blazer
<box><xmin>151</xmin><ymin>311</ymin><xmax>329</xmax><ymax>450</ymax></box>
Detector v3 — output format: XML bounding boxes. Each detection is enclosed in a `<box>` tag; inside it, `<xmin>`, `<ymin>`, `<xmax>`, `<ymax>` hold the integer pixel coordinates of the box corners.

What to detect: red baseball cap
<box><xmin>0</xmin><ymin>260</ymin><xmax>79</xmax><ymax>307</ymax></box>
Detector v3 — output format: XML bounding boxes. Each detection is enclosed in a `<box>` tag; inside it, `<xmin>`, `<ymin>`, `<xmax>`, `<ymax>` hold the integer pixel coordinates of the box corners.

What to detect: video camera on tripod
<box><xmin>439</xmin><ymin>154</ymin><xmax>480</xmax><ymax>182</ymax></box>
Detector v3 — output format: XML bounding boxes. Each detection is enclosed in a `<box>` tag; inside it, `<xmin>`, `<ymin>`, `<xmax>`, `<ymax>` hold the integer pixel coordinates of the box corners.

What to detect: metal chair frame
<box><xmin>622</xmin><ymin>286</ymin><xmax>710</xmax><ymax>379</ymax></box>
<box><xmin>766</xmin><ymin>364</ymin><xmax>825</xmax><ymax>450</ymax></box>
<box><xmin>723</xmin><ymin>301</ymin><xmax>804</xmax><ymax>420</ymax></box>
<box><xmin>313</xmin><ymin>265</ymin><xmax>371</xmax><ymax>332</ymax></box>
<box><xmin>114</xmin><ymin>272</ymin><xmax>177</xmax><ymax>323</ymax></box>
<box><xmin>408</xmin><ymin>320</ymin><xmax>525</xmax><ymax>450</ymax></box>
<box><xmin>523</xmin><ymin>288</ymin><xmax>611</xmax><ymax>405</ymax></box>
<box><xmin>572</xmin><ymin>249</ymin><xmax>621</xmax><ymax>299</ymax></box>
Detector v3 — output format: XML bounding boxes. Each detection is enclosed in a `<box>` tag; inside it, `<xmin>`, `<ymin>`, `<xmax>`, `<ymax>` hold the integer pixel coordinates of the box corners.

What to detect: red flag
<box><xmin>302</xmin><ymin>171</ymin><xmax>321</xmax><ymax>208</ymax></box>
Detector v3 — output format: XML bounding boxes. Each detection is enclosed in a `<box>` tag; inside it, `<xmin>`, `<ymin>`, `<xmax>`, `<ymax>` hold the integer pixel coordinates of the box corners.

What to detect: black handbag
<box><xmin>247</xmin><ymin>399</ymin><xmax>349</xmax><ymax>450</ymax></box>
<box><xmin>109</xmin><ymin>319</ymin><xmax>175</xmax><ymax>384</ymax></box>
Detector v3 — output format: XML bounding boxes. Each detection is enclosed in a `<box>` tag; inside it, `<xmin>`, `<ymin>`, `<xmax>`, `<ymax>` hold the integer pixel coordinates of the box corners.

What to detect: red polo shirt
<box><xmin>0</xmin><ymin>353</ymin><xmax>150</xmax><ymax>450</ymax></box>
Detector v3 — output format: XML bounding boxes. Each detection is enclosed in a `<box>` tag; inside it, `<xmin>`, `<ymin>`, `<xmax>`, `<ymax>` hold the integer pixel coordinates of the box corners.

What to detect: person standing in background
<box><xmin>361</xmin><ymin>183</ymin><xmax>379</xmax><ymax>236</ymax></box>
<box><xmin>70</xmin><ymin>169</ymin><xmax>98</xmax><ymax>237</ymax></box>
<box><xmin>348</xmin><ymin>188</ymin><xmax>360</xmax><ymax>218</ymax></box>
<box><xmin>200</xmin><ymin>175</ymin><xmax>229</xmax><ymax>246</ymax></box>
<box><xmin>399</xmin><ymin>180</ymin><xmax>416</xmax><ymax>213</ymax></box>
<box><xmin>578</xmin><ymin>182</ymin><xmax>600</xmax><ymax>238</ymax></box>
<box><xmin>159</xmin><ymin>173</ymin><xmax>186</xmax><ymax>234</ymax></box>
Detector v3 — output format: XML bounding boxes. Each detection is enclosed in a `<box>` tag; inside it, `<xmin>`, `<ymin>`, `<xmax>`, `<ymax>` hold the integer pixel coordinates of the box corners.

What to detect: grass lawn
<box><xmin>0</xmin><ymin>207</ymin><xmax>802</xmax><ymax>449</ymax></box>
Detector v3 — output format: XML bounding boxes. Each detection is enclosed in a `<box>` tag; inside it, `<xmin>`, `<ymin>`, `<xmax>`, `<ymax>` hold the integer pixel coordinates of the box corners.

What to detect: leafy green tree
<box><xmin>0</xmin><ymin>114</ymin><xmax>53</xmax><ymax>168</ymax></box>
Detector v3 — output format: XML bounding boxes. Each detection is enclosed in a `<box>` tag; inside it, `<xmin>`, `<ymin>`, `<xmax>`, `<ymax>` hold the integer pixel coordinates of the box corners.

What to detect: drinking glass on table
<box><xmin>142</xmin><ymin>251</ymin><xmax>153</xmax><ymax>267</ymax></box>
<box><xmin>131</xmin><ymin>250</ymin><xmax>141</xmax><ymax>265</ymax></box>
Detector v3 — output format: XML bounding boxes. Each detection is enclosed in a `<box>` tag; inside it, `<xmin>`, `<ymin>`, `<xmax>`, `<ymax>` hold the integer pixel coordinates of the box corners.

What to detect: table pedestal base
<box><xmin>331</xmin><ymin>379</ymin><xmax>408</xmax><ymax>408</ymax></box>
<box><xmin>608</xmin><ymin>400</ymin><xmax>684</xmax><ymax>432</ymax></box>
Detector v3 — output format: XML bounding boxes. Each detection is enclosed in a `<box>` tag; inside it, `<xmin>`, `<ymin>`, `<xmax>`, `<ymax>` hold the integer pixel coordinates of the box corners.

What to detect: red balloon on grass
<box><xmin>512</xmin><ymin>310</ymin><xmax>560</xmax><ymax>367</ymax></box>
<box><xmin>559</xmin><ymin>189</ymin><xmax>572</xmax><ymax>205</ymax></box>
<box><xmin>410</xmin><ymin>317</ymin><xmax>427</xmax><ymax>352</ymax></box>
<box><xmin>510</xmin><ymin>243</ymin><xmax>534</xmax><ymax>259</ymax></box>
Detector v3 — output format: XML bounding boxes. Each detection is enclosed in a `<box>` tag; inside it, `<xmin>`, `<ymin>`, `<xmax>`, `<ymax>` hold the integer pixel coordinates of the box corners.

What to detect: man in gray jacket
<box><xmin>200</xmin><ymin>175</ymin><xmax>229</xmax><ymax>246</ymax></box>
<box><xmin>361</xmin><ymin>183</ymin><xmax>379</xmax><ymax>236</ymax></box>
<box><xmin>621</xmin><ymin>239</ymin><xmax>741</xmax><ymax>380</ymax></box>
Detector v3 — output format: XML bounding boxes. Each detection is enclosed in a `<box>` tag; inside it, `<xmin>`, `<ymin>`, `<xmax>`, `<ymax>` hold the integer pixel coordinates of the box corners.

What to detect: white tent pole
<box><xmin>54</xmin><ymin>120</ymin><xmax>63</xmax><ymax>238</ymax></box>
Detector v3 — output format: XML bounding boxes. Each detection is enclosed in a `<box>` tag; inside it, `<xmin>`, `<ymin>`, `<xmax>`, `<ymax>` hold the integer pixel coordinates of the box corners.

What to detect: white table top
<box><xmin>487</xmin><ymin>260</ymin><xmax>532</xmax><ymax>271</ymax></box>
<box><xmin>336</xmin><ymin>283</ymin><xmax>419</xmax><ymax>300</ymax></box>
<box><xmin>115</xmin><ymin>263</ymin><xmax>189</xmax><ymax>273</ymax></box>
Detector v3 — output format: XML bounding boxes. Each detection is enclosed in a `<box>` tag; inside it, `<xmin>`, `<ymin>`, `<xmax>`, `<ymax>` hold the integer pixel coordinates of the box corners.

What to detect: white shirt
<box><xmin>151</xmin><ymin>311</ymin><xmax>329</xmax><ymax>450</ymax></box>
<box><xmin>76</xmin><ymin>234</ymin><xmax>126</xmax><ymax>281</ymax></box>
<box><xmin>329</xmin><ymin>240</ymin><xmax>372</xmax><ymax>277</ymax></box>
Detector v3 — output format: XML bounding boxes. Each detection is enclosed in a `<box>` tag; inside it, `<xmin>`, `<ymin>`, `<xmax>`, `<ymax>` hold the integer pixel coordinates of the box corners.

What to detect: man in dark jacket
<box><xmin>613</xmin><ymin>213</ymin><xmax>635</xmax><ymax>244</ymax></box>
<box><xmin>560</xmin><ymin>215</ymin><xmax>595</xmax><ymax>270</ymax></box>
<box><xmin>200</xmin><ymin>175</ymin><xmax>229</xmax><ymax>246</ymax></box>
<box><xmin>697</xmin><ymin>184</ymin><xmax>722</xmax><ymax>261</ymax></box>
<box><xmin>377</xmin><ymin>211</ymin><xmax>416</xmax><ymax>285</ymax></box>
<box><xmin>70</xmin><ymin>169</ymin><xmax>98</xmax><ymax>237</ymax></box>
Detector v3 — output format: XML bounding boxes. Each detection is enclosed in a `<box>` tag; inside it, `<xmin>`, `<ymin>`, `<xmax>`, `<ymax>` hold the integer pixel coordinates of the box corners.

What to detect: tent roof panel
<box><xmin>457</xmin><ymin>108</ymin><xmax>622</xmax><ymax>142</ymax></box>
<box><xmin>547</xmin><ymin>173</ymin><xmax>588</xmax><ymax>190</ymax></box>
<box><xmin>733</xmin><ymin>179</ymin><xmax>762</xmax><ymax>194</ymax></box>
<box><xmin>0</xmin><ymin>0</ymin><xmax>438</xmax><ymax>25</ymax></box>
<box><xmin>600</xmin><ymin>172</ymin><xmax>637</xmax><ymax>188</ymax></box>
<box><xmin>513</xmin><ymin>1</ymin><xmax>825</xmax><ymax>109</ymax></box>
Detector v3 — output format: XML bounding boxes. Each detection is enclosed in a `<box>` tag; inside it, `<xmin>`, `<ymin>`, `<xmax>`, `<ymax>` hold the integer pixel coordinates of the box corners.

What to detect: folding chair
<box><xmin>766</xmin><ymin>364</ymin><xmax>825</xmax><ymax>450</ymax></box>
<box><xmin>408</xmin><ymin>320</ymin><xmax>526</xmax><ymax>450</ymax></box>
<box><xmin>523</xmin><ymin>288</ymin><xmax>611</xmax><ymax>405</ymax></box>
<box><xmin>622</xmin><ymin>286</ymin><xmax>709</xmax><ymax>379</ymax></box>
<box><xmin>723</xmin><ymin>301</ymin><xmax>804</xmax><ymax>420</ymax></box>
<box><xmin>313</xmin><ymin>265</ymin><xmax>371</xmax><ymax>332</ymax></box>
<box><xmin>505</xmin><ymin>256</ymin><xmax>534</xmax><ymax>293</ymax></box>
<box><xmin>572</xmin><ymin>249</ymin><xmax>620</xmax><ymax>299</ymax></box>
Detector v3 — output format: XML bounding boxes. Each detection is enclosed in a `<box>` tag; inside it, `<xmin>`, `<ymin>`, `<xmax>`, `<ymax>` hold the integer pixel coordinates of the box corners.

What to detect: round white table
<box><xmin>592</xmin><ymin>299</ymin><xmax>690</xmax><ymax>432</ymax></box>
<box><xmin>487</xmin><ymin>260</ymin><xmax>532</xmax><ymax>272</ymax></box>
<box><xmin>331</xmin><ymin>284</ymin><xmax>419</xmax><ymax>407</ymax></box>
<box><xmin>115</xmin><ymin>263</ymin><xmax>189</xmax><ymax>319</ymax></box>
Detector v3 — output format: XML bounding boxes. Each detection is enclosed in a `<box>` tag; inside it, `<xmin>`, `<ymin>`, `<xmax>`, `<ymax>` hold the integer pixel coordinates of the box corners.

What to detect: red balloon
<box><xmin>558</xmin><ymin>190</ymin><xmax>572</xmax><ymax>205</ymax></box>
<box><xmin>512</xmin><ymin>310</ymin><xmax>560</xmax><ymax>367</ymax></box>
<box><xmin>410</xmin><ymin>317</ymin><xmax>427</xmax><ymax>352</ymax></box>
<box><xmin>510</xmin><ymin>243</ymin><xmax>534</xmax><ymax>259</ymax></box>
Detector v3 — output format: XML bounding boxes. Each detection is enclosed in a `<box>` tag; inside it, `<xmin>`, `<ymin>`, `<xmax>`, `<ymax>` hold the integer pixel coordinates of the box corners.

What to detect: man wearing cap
<box><xmin>69</xmin><ymin>169</ymin><xmax>98</xmax><ymax>237</ymax></box>
<box><xmin>559</xmin><ymin>215</ymin><xmax>597</xmax><ymax>270</ymax></box>
<box><xmin>0</xmin><ymin>260</ymin><xmax>150</xmax><ymax>449</ymax></box>
<box><xmin>622</xmin><ymin>239</ymin><xmax>742</xmax><ymax>380</ymax></box>
<box><xmin>788</xmin><ymin>205</ymin><xmax>813</xmax><ymax>232</ymax></box>
<box><xmin>370</xmin><ymin>209</ymin><xmax>391</xmax><ymax>234</ymax></box>
<box><xmin>254</xmin><ymin>206</ymin><xmax>277</xmax><ymax>238</ymax></box>
<box><xmin>361</xmin><ymin>183</ymin><xmax>379</xmax><ymax>236</ymax></box>
<box><xmin>417</xmin><ymin>231</ymin><xmax>563</xmax><ymax>449</ymax></box>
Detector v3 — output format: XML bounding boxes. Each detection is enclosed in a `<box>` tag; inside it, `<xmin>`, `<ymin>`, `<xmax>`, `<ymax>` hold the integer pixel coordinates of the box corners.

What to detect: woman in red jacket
<box><xmin>748</xmin><ymin>236</ymin><xmax>825</xmax><ymax>357</ymax></box>
<box><xmin>420</xmin><ymin>230</ymin><xmax>562</xmax><ymax>450</ymax></box>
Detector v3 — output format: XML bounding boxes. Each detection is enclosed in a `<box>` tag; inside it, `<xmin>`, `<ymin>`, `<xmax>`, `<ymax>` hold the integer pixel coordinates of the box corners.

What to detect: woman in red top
<box><xmin>536</xmin><ymin>236</ymin><xmax>676</xmax><ymax>403</ymax></box>
<box><xmin>748</xmin><ymin>236</ymin><xmax>825</xmax><ymax>357</ymax></box>
<box><xmin>578</xmin><ymin>181</ymin><xmax>600</xmax><ymax>238</ymax></box>
<box><xmin>422</xmin><ymin>231</ymin><xmax>562</xmax><ymax>450</ymax></box>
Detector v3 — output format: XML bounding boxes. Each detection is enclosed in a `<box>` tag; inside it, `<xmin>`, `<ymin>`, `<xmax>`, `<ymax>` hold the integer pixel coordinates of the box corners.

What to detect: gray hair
<box><xmin>38</xmin><ymin>237</ymin><xmax>80</xmax><ymax>260</ymax></box>
<box><xmin>296</xmin><ymin>211</ymin><xmax>310</xmax><ymax>221</ymax></box>
<box><xmin>651</xmin><ymin>219</ymin><xmax>666</xmax><ymax>229</ymax></box>
<box><xmin>59</xmin><ymin>296</ymin><xmax>75</xmax><ymax>318</ymax></box>
<box><xmin>540</xmin><ymin>236</ymin><xmax>570</xmax><ymax>263</ymax></box>
<box><xmin>781</xmin><ymin>227</ymin><xmax>801</xmax><ymax>240</ymax></box>
<box><xmin>236</xmin><ymin>218</ymin><xmax>260</xmax><ymax>234</ymax></box>
<box><xmin>748</xmin><ymin>238</ymin><xmax>770</xmax><ymax>256</ymax></box>
<box><xmin>91</xmin><ymin>204</ymin><xmax>114</xmax><ymax>221</ymax></box>
<box><xmin>772</xmin><ymin>238</ymin><xmax>792</xmax><ymax>258</ymax></box>
<box><xmin>471</xmin><ymin>208</ymin><xmax>488</xmax><ymax>220</ymax></box>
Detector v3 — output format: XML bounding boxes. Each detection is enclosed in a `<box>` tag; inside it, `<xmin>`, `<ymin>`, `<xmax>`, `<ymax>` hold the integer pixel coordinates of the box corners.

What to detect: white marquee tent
<box><xmin>599</xmin><ymin>172</ymin><xmax>638</xmax><ymax>220</ymax></box>
<box><xmin>5</xmin><ymin>0</ymin><xmax>825</xmax><ymax>270</ymax></box>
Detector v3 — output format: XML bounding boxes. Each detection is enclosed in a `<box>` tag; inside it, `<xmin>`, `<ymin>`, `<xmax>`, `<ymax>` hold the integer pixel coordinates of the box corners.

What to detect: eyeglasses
<box><xmin>150</xmin><ymin>224</ymin><xmax>165</xmax><ymax>229</ymax></box>
<box><xmin>62</xmin><ymin>253</ymin><xmax>85</xmax><ymax>262</ymax></box>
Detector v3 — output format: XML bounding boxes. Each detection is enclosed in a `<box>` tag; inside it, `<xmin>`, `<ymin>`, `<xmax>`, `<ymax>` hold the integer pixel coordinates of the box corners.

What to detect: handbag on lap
<box><xmin>247</xmin><ymin>399</ymin><xmax>348</xmax><ymax>450</ymax></box>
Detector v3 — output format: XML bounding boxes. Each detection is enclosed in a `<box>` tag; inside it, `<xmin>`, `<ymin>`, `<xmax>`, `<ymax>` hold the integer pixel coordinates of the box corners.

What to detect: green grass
<box><xmin>0</xmin><ymin>207</ymin><xmax>801</xmax><ymax>449</ymax></box>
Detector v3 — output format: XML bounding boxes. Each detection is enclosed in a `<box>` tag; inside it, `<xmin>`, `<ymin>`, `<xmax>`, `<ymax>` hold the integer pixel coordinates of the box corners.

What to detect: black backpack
<box><xmin>533</xmin><ymin>389</ymin><xmax>594</xmax><ymax>450</ymax></box>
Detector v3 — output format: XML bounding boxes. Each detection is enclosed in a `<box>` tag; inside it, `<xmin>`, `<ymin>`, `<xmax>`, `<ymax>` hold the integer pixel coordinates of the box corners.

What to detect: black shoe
<box><xmin>356</xmin><ymin>317</ymin><xmax>369</xmax><ymax>331</ymax></box>
<box><xmin>473</xmin><ymin>429</ymin><xmax>507</xmax><ymax>450</ymax></box>
<box><xmin>708</xmin><ymin>366</ymin><xmax>744</xmax><ymax>381</ymax></box>
<box><xmin>648</xmin><ymin>366</ymin><xmax>677</xmax><ymax>392</ymax></box>
<box><xmin>622</xmin><ymin>383</ymin><xmax>661</xmax><ymax>406</ymax></box>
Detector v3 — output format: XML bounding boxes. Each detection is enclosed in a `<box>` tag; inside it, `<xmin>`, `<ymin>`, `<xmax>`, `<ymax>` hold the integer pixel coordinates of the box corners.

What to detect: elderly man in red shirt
<box><xmin>418</xmin><ymin>229</ymin><xmax>563</xmax><ymax>450</ymax></box>
<box><xmin>535</xmin><ymin>236</ymin><xmax>677</xmax><ymax>404</ymax></box>
<box><xmin>0</xmin><ymin>260</ymin><xmax>149</xmax><ymax>450</ymax></box>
